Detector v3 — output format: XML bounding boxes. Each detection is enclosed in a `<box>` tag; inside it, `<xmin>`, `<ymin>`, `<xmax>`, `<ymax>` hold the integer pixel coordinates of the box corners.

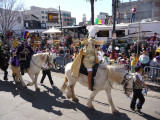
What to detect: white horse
<box><xmin>11</xmin><ymin>53</ymin><xmax>53</xmax><ymax>91</ymax></box>
<box><xmin>61</xmin><ymin>63</ymin><xmax>133</xmax><ymax>114</ymax></box>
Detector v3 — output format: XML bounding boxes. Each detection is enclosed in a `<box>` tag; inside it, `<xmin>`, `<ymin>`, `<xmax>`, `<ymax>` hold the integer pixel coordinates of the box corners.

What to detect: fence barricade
<box><xmin>144</xmin><ymin>66</ymin><xmax>160</xmax><ymax>83</ymax></box>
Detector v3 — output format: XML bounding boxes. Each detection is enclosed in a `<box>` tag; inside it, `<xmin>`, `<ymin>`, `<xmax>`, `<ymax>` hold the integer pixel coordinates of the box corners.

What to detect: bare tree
<box><xmin>0</xmin><ymin>0</ymin><xmax>24</xmax><ymax>44</ymax></box>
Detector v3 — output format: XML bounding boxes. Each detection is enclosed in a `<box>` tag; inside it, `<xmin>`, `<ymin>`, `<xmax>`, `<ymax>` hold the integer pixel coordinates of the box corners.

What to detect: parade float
<box><xmin>86</xmin><ymin>21</ymin><xmax>160</xmax><ymax>45</ymax></box>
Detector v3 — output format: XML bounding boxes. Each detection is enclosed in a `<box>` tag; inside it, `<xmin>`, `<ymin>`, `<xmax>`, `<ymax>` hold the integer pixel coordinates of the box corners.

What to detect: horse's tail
<box><xmin>61</xmin><ymin>74</ymin><xmax>68</xmax><ymax>92</ymax></box>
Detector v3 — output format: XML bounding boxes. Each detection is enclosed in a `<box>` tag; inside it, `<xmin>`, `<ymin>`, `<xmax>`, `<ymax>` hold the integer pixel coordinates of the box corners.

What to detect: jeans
<box><xmin>117</xmin><ymin>18</ymin><xmax>120</xmax><ymax>24</ymax></box>
<box><xmin>131</xmin><ymin>13</ymin><xmax>135</xmax><ymax>23</ymax></box>
<box><xmin>56</xmin><ymin>56</ymin><xmax>64</xmax><ymax>69</ymax></box>
<box><xmin>124</xmin><ymin>18</ymin><xmax>127</xmax><ymax>23</ymax></box>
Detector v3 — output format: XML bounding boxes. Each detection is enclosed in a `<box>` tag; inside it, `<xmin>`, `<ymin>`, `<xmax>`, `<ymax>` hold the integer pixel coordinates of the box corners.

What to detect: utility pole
<box><xmin>112</xmin><ymin>0</ymin><xmax>118</xmax><ymax>60</ymax></box>
<box><xmin>59</xmin><ymin>6</ymin><xmax>62</xmax><ymax>30</ymax></box>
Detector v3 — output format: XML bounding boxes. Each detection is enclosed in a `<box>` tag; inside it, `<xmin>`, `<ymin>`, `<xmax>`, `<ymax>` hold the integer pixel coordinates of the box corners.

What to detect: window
<box><xmin>67</xmin><ymin>23</ymin><xmax>70</xmax><ymax>26</ymax></box>
<box><xmin>42</xmin><ymin>16</ymin><xmax>45</xmax><ymax>19</ymax></box>
<box><xmin>67</xmin><ymin>19</ymin><xmax>69</xmax><ymax>21</ymax></box>
<box><xmin>63</xmin><ymin>13</ymin><xmax>66</xmax><ymax>16</ymax></box>
<box><xmin>64</xmin><ymin>18</ymin><xmax>66</xmax><ymax>21</ymax></box>
<box><xmin>97</xmin><ymin>30</ymin><xmax>109</xmax><ymax>37</ymax></box>
<box><xmin>45</xmin><ymin>11</ymin><xmax>48</xmax><ymax>14</ymax></box>
<box><xmin>41</xmin><ymin>11</ymin><xmax>44</xmax><ymax>14</ymax></box>
<box><xmin>42</xmin><ymin>21</ymin><xmax>45</xmax><ymax>23</ymax></box>
<box><xmin>115</xmin><ymin>30</ymin><xmax>125</xmax><ymax>37</ymax></box>
<box><xmin>46</xmin><ymin>16</ymin><xmax>47</xmax><ymax>19</ymax></box>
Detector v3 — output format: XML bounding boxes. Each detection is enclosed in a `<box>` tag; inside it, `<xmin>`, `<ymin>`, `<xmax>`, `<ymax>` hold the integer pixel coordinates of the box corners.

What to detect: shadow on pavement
<box><xmin>147</xmin><ymin>84</ymin><xmax>160</xmax><ymax>93</ymax></box>
<box><xmin>0</xmin><ymin>79</ymin><xmax>19</xmax><ymax>97</ymax></box>
<box><xmin>0</xmin><ymin>79</ymin><xmax>158</xmax><ymax>120</ymax></box>
<box><xmin>76</xmin><ymin>95</ymin><xmax>158</xmax><ymax>120</ymax></box>
<box><xmin>75</xmin><ymin>102</ymin><xmax>131</xmax><ymax>120</ymax></box>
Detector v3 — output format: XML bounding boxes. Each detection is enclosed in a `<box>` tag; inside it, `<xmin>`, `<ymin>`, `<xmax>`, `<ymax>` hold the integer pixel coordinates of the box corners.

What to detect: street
<box><xmin>0</xmin><ymin>68</ymin><xmax>160</xmax><ymax>120</ymax></box>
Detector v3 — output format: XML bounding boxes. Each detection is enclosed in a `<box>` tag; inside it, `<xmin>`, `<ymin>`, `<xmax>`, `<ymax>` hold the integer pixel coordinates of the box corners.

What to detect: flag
<box><xmin>86</xmin><ymin>21</ymin><xmax>89</xmax><ymax>24</ymax></box>
<box><xmin>98</xmin><ymin>19</ymin><xmax>102</xmax><ymax>24</ymax></box>
<box><xmin>102</xmin><ymin>20</ymin><xmax>105</xmax><ymax>24</ymax></box>
<box><xmin>95</xmin><ymin>18</ymin><xmax>98</xmax><ymax>24</ymax></box>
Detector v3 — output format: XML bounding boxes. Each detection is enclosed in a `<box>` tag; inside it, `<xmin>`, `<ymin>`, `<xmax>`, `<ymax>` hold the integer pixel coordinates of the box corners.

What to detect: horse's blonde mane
<box><xmin>100</xmin><ymin>64</ymin><xmax>126</xmax><ymax>83</ymax></box>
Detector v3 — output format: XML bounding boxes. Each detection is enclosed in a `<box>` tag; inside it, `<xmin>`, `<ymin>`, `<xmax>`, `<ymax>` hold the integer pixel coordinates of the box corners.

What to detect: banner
<box><xmin>48</xmin><ymin>13</ymin><xmax>59</xmax><ymax>23</ymax></box>
<box><xmin>95</xmin><ymin>19</ymin><xmax>98</xmax><ymax>24</ymax></box>
<box><xmin>95</xmin><ymin>19</ymin><xmax>104</xmax><ymax>25</ymax></box>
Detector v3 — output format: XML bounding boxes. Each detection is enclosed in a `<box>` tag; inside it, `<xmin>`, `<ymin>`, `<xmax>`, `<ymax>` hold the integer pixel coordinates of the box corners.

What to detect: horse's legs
<box><xmin>105</xmin><ymin>89</ymin><xmax>119</xmax><ymax>114</ymax></box>
<box><xmin>34</xmin><ymin>73</ymin><xmax>40</xmax><ymax>91</ymax></box>
<box><xmin>70</xmin><ymin>83</ymin><xmax>79</xmax><ymax>102</ymax></box>
<box><xmin>66</xmin><ymin>84</ymin><xmax>73</xmax><ymax>99</ymax></box>
<box><xmin>12</xmin><ymin>73</ymin><xmax>18</xmax><ymax>83</ymax></box>
<box><xmin>27</xmin><ymin>74</ymin><xmax>39</xmax><ymax>91</ymax></box>
<box><xmin>18</xmin><ymin>74</ymin><xmax>27</xmax><ymax>88</ymax></box>
<box><xmin>87</xmin><ymin>90</ymin><xmax>99</xmax><ymax>109</ymax></box>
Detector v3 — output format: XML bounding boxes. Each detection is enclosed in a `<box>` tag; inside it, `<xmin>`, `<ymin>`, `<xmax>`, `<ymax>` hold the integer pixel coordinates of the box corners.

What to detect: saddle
<box><xmin>79</xmin><ymin>63</ymin><xmax>99</xmax><ymax>91</ymax></box>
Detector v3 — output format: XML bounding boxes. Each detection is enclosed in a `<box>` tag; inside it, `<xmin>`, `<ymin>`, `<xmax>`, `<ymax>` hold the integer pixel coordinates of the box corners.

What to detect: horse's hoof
<box><xmin>23</xmin><ymin>86</ymin><xmax>27</xmax><ymax>90</ymax></box>
<box><xmin>88</xmin><ymin>106</ymin><xmax>95</xmax><ymax>110</ymax></box>
<box><xmin>66</xmin><ymin>93</ymin><xmax>72</xmax><ymax>99</ymax></box>
<box><xmin>72</xmin><ymin>97</ymin><xmax>79</xmax><ymax>102</ymax></box>
<box><xmin>27</xmin><ymin>83</ymin><xmax>31</xmax><ymax>86</ymax></box>
<box><xmin>112</xmin><ymin>109</ymin><xmax>119</xmax><ymax>114</ymax></box>
<box><xmin>36</xmin><ymin>88</ymin><xmax>40</xmax><ymax>91</ymax></box>
<box><xmin>4</xmin><ymin>77</ymin><xmax>8</xmax><ymax>81</ymax></box>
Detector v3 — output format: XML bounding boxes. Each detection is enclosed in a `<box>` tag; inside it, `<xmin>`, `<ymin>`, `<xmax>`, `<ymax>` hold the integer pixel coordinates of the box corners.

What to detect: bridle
<box><xmin>122</xmin><ymin>73</ymin><xmax>133</xmax><ymax>94</ymax></box>
<box><xmin>107</xmin><ymin>73</ymin><xmax>133</xmax><ymax>94</ymax></box>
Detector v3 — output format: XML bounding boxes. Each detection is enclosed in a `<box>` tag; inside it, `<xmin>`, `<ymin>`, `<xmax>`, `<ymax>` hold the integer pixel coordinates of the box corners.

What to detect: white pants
<box><xmin>87</xmin><ymin>68</ymin><xmax>92</xmax><ymax>71</ymax></box>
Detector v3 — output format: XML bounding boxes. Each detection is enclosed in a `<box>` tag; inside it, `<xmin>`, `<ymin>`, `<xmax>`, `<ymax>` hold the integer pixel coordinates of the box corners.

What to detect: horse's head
<box><xmin>121</xmin><ymin>73</ymin><xmax>133</xmax><ymax>97</ymax></box>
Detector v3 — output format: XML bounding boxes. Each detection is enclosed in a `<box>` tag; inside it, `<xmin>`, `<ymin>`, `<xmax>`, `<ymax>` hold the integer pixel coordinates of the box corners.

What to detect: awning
<box><xmin>43</xmin><ymin>27</ymin><xmax>62</xmax><ymax>34</ymax></box>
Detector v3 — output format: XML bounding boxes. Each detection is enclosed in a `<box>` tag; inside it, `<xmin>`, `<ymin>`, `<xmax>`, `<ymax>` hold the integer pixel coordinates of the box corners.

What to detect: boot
<box><xmin>88</xmin><ymin>71</ymin><xmax>92</xmax><ymax>90</ymax></box>
<box><xmin>20</xmin><ymin>64</ymin><xmax>24</xmax><ymax>75</ymax></box>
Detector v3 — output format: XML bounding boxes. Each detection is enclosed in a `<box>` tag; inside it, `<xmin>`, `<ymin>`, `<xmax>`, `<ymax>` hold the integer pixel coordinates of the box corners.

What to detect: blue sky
<box><xmin>21</xmin><ymin>0</ymin><xmax>130</xmax><ymax>24</ymax></box>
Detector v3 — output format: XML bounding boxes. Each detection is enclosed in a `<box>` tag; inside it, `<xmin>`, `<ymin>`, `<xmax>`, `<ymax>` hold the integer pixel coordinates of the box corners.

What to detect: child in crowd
<box><xmin>130</xmin><ymin>66</ymin><xmax>148</xmax><ymax>114</ymax></box>
<box><xmin>130</xmin><ymin>53</ymin><xmax>139</xmax><ymax>73</ymax></box>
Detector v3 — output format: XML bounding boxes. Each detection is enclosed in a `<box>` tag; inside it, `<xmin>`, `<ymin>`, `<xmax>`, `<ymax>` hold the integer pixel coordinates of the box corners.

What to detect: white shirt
<box><xmin>52</xmin><ymin>53</ymin><xmax>57</xmax><ymax>59</ymax></box>
<box><xmin>150</xmin><ymin>58</ymin><xmax>160</xmax><ymax>67</ymax></box>
<box><xmin>108</xmin><ymin>45</ymin><xmax>112</xmax><ymax>52</ymax></box>
<box><xmin>27</xmin><ymin>38</ymin><xmax>31</xmax><ymax>42</ymax></box>
<box><xmin>98</xmin><ymin>51</ymin><xmax>104</xmax><ymax>61</ymax></box>
<box><xmin>42</xmin><ymin>62</ymin><xmax>50</xmax><ymax>69</ymax></box>
<box><xmin>133</xmin><ymin>72</ymin><xmax>143</xmax><ymax>82</ymax></box>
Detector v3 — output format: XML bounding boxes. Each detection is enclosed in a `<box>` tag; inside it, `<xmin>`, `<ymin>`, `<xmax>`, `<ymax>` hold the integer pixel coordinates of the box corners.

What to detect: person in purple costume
<box><xmin>16</xmin><ymin>40</ymin><xmax>34</xmax><ymax>75</ymax></box>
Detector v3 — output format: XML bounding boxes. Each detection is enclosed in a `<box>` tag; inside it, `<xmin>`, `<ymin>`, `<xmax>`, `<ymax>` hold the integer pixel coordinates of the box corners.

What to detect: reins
<box><xmin>107</xmin><ymin>73</ymin><xmax>132</xmax><ymax>93</ymax></box>
<box><xmin>31</xmin><ymin>55</ymin><xmax>50</xmax><ymax>69</ymax></box>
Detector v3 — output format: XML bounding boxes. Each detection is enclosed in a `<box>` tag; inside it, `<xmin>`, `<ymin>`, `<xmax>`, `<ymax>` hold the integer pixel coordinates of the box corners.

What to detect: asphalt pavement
<box><xmin>0</xmin><ymin>68</ymin><xmax>160</xmax><ymax>120</ymax></box>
